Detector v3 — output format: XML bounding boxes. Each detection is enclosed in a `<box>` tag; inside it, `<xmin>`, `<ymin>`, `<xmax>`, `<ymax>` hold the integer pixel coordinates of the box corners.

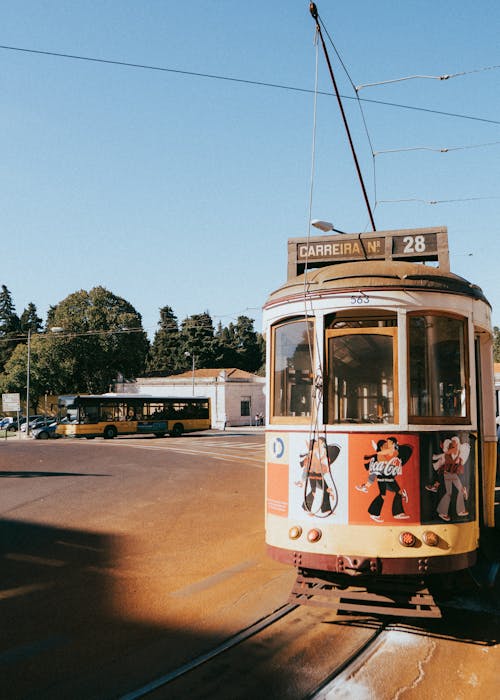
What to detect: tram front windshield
<box><xmin>328</xmin><ymin>331</ymin><xmax>395</xmax><ymax>424</ymax></box>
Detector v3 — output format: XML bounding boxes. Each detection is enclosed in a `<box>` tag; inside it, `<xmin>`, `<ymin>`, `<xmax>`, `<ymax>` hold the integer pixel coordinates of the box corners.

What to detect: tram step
<box><xmin>290</xmin><ymin>572</ymin><xmax>442</xmax><ymax>618</ymax></box>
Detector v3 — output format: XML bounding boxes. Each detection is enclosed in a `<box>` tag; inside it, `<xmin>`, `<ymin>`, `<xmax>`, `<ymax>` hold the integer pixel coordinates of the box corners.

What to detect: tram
<box><xmin>263</xmin><ymin>226</ymin><xmax>497</xmax><ymax>616</ymax></box>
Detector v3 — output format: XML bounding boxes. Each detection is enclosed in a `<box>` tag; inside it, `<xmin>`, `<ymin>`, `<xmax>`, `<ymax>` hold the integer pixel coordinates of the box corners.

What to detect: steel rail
<box><xmin>308</xmin><ymin>620</ymin><xmax>389</xmax><ymax>699</ymax></box>
<box><xmin>119</xmin><ymin>603</ymin><xmax>297</xmax><ymax>700</ymax></box>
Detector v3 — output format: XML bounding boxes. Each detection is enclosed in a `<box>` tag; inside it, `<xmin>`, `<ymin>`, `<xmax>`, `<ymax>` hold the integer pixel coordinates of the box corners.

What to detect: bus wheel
<box><xmin>103</xmin><ymin>426</ymin><xmax>117</xmax><ymax>439</ymax></box>
<box><xmin>170</xmin><ymin>423</ymin><xmax>183</xmax><ymax>437</ymax></box>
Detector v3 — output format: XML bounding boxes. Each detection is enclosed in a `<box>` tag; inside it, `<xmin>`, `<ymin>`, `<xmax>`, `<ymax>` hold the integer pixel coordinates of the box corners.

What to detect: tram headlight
<box><xmin>307</xmin><ymin>528</ymin><xmax>322</xmax><ymax>543</ymax></box>
<box><xmin>399</xmin><ymin>531</ymin><xmax>417</xmax><ymax>547</ymax></box>
<box><xmin>422</xmin><ymin>530</ymin><xmax>440</xmax><ymax>547</ymax></box>
<box><xmin>289</xmin><ymin>526</ymin><xmax>302</xmax><ymax>540</ymax></box>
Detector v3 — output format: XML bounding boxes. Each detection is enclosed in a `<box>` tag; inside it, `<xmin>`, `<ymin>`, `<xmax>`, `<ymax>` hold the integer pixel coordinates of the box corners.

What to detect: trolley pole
<box><xmin>309</xmin><ymin>2</ymin><xmax>376</xmax><ymax>231</ymax></box>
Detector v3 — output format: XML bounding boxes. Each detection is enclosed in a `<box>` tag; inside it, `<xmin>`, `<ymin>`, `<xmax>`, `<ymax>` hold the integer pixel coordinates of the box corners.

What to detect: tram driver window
<box><xmin>326</xmin><ymin>328</ymin><xmax>397</xmax><ymax>424</ymax></box>
<box><xmin>272</xmin><ymin>319</ymin><xmax>314</xmax><ymax>419</ymax></box>
<box><xmin>408</xmin><ymin>314</ymin><xmax>468</xmax><ymax>421</ymax></box>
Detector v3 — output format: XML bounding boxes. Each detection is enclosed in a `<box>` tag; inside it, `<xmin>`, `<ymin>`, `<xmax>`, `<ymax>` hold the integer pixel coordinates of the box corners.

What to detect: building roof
<box><xmin>174</xmin><ymin>368</ymin><xmax>260</xmax><ymax>380</ymax></box>
<box><xmin>136</xmin><ymin>368</ymin><xmax>264</xmax><ymax>383</ymax></box>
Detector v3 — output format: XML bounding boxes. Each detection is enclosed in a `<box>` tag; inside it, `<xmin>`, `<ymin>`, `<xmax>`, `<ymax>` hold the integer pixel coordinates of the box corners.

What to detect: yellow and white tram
<box><xmin>263</xmin><ymin>226</ymin><xmax>497</xmax><ymax>615</ymax></box>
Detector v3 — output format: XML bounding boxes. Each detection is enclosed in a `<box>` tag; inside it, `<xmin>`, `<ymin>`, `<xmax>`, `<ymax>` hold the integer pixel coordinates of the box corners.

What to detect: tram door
<box><xmin>474</xmin><ymin>331</ymin><xmax>497</xmax><ymax>529</ymax></box>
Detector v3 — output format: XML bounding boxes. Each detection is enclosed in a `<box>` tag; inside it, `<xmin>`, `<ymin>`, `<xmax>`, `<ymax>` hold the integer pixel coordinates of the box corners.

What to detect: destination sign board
<box><xmin>288</xmin><ymin>227</ymin><xmax>448</xmax><ymax>278</ymax></box>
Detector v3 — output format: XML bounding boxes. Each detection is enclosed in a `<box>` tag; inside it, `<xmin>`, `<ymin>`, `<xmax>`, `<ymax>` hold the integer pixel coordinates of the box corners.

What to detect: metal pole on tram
<box><xmin>309</xmin><ymin>2</ymin><xmax>376</xmax><ymax>231</ymax></box>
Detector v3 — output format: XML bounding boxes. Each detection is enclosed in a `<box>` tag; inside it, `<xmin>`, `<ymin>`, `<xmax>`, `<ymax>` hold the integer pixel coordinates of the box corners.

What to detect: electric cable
<box><xmin>356</xmin><ymin>64</ymin><xmax>500</xmax><ymax>90</ymax></box>
<box><xmin>0</xmin><ymin>43</ymin><xmax>498</xmax><ymax>125</ymax></box>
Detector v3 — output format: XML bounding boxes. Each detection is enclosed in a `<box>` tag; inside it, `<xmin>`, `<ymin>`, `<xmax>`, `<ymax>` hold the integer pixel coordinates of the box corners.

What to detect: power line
<box><xmin>356</xmin><ymin>64</ymin><xmax>500</xmax><ymax>90</ymax></box>
<box><xmin>378</xmin><ymin>196</ymin><xmax>500</xmax><ymax>205</ymax></box>
<box><xmin>374</xmin><ymin>140</ymin><xmax>500</xmax><ymax>156</ymax></box>
<box><xmin>0</xmin><ymin>43</ymin><xmax>499</xmax><ymax>125</ymax></box>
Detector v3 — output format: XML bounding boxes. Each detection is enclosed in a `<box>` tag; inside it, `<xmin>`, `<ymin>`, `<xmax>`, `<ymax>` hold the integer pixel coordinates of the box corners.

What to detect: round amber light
<box><xmin>399</xmin><ymin>531</ymin><xmax>417</xmax><ymax>547</ymax></box>
<box><xmin>289</xmin><ymin>526</ymin><xmax>302</xmax><ymax>540</ymax></box>
<box><xmin>307</xmin><ymin>528</ymin><xmax>322</xmax><ymax>543</ymax></box>
<box><xmin>422</xmin><ymin>530</ymin><xmax>439</xmax><ymax>547</ymax></box>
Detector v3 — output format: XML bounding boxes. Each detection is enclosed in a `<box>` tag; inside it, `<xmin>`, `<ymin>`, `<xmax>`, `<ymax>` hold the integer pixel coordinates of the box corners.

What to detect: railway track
<box><xmin>119</xmin><ymin>604</ymin><xmax>387</xmax><ymax>700</ymax></box>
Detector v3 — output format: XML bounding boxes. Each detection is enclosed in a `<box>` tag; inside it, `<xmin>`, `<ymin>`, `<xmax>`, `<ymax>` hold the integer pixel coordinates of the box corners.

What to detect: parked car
<box><xmin>3</xmin><ymin>417</ymin><xmax>26</xmax><ymax>432</ymax></box>
<box><xmin>32</xmin><ymin>421</ymin><xmax>59</xmax><ymax>440</ymax></box>
<box><xmin>20</xmin><ymin>415</ymin><xmax>46</xmax><ymax>432</ymax></box>
<box><xmin>0</xmin><ymin>417</ymin><xmax>14</xmax><ymax>429</ymax></box>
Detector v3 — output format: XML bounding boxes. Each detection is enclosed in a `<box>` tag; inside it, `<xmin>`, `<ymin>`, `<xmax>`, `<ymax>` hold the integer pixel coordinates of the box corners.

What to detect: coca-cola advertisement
<box><xmin>349</xmin><ymin>433</ymin><xmax>420</xmax><ymax>524</ymax></box>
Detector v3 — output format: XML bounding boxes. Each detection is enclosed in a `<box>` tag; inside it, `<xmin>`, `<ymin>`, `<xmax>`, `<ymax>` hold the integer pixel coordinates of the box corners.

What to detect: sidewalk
<box><xmin>221</xmin><ymin>425</ymin><xmax>265</xmax><ymax>434</ymax></box>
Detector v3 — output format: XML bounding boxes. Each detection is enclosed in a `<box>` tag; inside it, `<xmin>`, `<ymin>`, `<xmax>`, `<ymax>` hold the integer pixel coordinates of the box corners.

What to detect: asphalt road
<box><xmin>0</xmin><ymin>432</ymin><xmax>294</xmax><ymax>699</ymax></box>
<box><xmin>1</xmin><ymin>433</ymin><xmax>499</xmax><ymax>700</ymax></box>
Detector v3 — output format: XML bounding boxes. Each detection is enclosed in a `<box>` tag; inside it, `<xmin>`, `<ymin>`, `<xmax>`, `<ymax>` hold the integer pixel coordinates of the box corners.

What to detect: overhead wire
<box><xmin>0</xmin><ymin>43</ymin><xmax>499</xmax><ymax>125</ymax></box>
<box><xmin>374</xmin><ymin>140</ymin><xmax>500</xmax><ymax>156</ymax></box>
<box><xmin>315</xmin><ymin>16</ymin><xmax>500</xmax><ymax>216</ymax></box>
<box><xmin>378</xmin><ymin>196</ymin><xmax>500</xmax><ymax>205</ymax></box>
<box><xmin>356</xmin><ymin>64</ymin><xmax>500</xmax><ymax>90</ymax></box>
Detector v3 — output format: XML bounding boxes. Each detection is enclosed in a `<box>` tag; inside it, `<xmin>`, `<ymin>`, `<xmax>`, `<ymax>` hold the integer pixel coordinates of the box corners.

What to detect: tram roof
<box><xmin>265</xmin><ymin>259</ymin><xmax>489</xmax><ymax>307</ymax></box>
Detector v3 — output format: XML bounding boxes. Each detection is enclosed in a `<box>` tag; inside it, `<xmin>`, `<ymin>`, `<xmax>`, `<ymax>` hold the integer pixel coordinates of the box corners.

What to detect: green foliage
<box><xmin>146</xmin><ymin>309</ymin><xmax>265</xmax><ymax>377</ymax></box>
<box><xmin>179</xmin><ymin>312</ymin><xmax>217</xmax><ymax>369</ymax></box>
<box><xmin>146</xmin><ymin>306</ymin><xmax>182</xmax><ymax>375</ymax></box>
<box><xmin>0</xmin><ymin>284</ymin><xmax>21</xmax><ymax>372</ymax></box>
<box><xmin>214</xmin><ymin>315</ymin><xmax>263</xmax><ymax>372</ymax></box>
<box><xmin>0</xmin><ymin>335</ymin><xmax>61</xmax><ymax>413</ymax></box>
<box><xmin>0</xmin><ymin>288</ymin><xmax>265</xmax><ymax>403</ymax></box>
<box><xmin>20</xmin><ymin>303</ymin><xmax>43</xmax><ymax>333</ymax></box>
<box><xmin>46</xmin><ymin>287</ymin><xmax>150</xmax><ymax>393</ymax></box>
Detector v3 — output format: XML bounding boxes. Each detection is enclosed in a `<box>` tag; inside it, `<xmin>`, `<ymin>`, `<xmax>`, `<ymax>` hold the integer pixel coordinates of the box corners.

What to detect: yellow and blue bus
<box><xmin>56</xmin><ymin>394</ymin><xmax>211</xmax><ymax>439</ymax></box>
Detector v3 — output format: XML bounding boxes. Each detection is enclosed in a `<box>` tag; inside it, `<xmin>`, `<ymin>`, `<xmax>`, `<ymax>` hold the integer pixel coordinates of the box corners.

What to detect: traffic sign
<box><xmin>2</xmin><ymin>393</ymin><xmax>21</xmax><ymax>412</ymax></box>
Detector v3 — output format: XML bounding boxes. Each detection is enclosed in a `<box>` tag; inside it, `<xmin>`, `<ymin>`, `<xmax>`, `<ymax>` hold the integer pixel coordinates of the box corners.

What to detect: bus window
<box><xmin>409</xmin><ymin>314</ymin><xmax>468</xmax><ymax>421</ymax></box>
<box><xmin>272</xmin><ymin>318</ymin><xmax>314</xmax><ymax>419</ymax></box>
<box><xmin>326</xmin><ymin>328</ymin><xmax>397</xmax><ymax>424</ymax></box>
<box><xmin>147</xmin><ymin>402</ymin><xmax>165</xmax><ymax>419</ymax></box>
<box><xmin>81</xmin><ymin>404</ymin><xmax>99</xmax><ymax>423</ymax></box>
<box><xmin>100</xmin><ymin>403</ymin><xmax>120</xmax><ymax>421</ymax></box>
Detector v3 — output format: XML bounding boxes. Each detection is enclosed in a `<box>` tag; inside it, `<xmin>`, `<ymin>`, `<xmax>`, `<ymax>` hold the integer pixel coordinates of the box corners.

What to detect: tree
<box><xmin>232</xmin><ymin>315</ymin><xmax>263</xmax><ymax>373</ymax></box>
<box><xmin>20</xmin><ymin>303</ymin><xmax>43</xmax><ymax>333</ymax></box>
<box><xmin>179</xmin><ymin>312</ymin><xmax>217</xmax><ymax>370</ymax></box>
<box><xmin>0</xmin><ymin>284</ymin><xmax>21</xmax><ymax>372</ymax></box>
<box><xmin>45</xmin><ymin>286</ymin><xmax>150</xmax><ymax>393</ymax></box>
<box><xmin>146</xmin><ymin>306</ymin><xmax>182</xmax><ymax>375</ymax></box>
<box><xmin>0</xmin><ymin>335</ymin><xmax>64</xmax><ymax>414</ymax></box>
<box><xmin>214</xmin><ymin>316</ymin><xmax>264</xmax><ymax>372</ymax></box>
<box><xmin>214</xmin><ymin>321</ymin><xmax>238</xmax><ymax>368</ymax></box>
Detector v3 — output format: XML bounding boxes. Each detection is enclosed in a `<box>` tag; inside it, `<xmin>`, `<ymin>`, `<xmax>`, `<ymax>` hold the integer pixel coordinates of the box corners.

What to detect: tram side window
<box><xmin>272</xmin><ymin>319</ymin><xmax>314</xmax><ymax>419</ymax></box>
<box><xmin>326</xmin><ymin>329</ymin><xmax>397</xmax><ymax>424</ymax></box>
<box><xmin>409</xmin><ymin>314</ymin><xmax>468</xmax><ymax>421</ymax></box>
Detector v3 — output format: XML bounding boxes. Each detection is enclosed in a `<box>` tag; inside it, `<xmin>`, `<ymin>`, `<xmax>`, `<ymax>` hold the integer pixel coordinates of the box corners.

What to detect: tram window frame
<box><xmin>325</xmin><ymin>327</ymin><xmax>398</xmax><ymax>425</ymax></box>
<box><xmin>270</xmin><ymin>317</ymin><xmax>315</xmax><ymax>423</ymax></box>
<box><xmin>407</xmin><ymin>311</ymin><xmax>470</xmax><ymax>424</ymax></box>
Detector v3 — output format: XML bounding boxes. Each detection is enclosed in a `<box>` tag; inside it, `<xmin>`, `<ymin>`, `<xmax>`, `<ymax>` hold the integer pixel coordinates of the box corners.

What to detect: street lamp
<box><xmin>311</xmin><ymin>219</ymin><xmax>346</xmax><ymax>234</ymax></box>
<box><xmin>184</xmin><ymin>351</ymin><xmax>196</xmax><ymax>396</ymax></box>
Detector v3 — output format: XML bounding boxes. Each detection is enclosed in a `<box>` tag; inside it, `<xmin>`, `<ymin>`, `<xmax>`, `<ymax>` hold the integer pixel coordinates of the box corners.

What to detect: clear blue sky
<box><xmin>2</xmin><ymin>1</ymin><xmax>500</xmax><ymax>336</ymax></box>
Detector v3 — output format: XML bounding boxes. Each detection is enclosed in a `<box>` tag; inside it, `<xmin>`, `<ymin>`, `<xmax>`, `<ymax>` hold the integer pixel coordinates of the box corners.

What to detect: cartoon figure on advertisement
<box><xmin>295</xmin><ymin>436</ymin><xmax>340</xmax><ymax>517</ymax></box>
<box><xmin>425</xmin><ymin>435</ymin><xmax>470</xmax><ymax>521</ymax></box>
<box><xmin>357</xmin><ymin>437</ymin><xmax>413</xmax><ymax>523</ymax></box>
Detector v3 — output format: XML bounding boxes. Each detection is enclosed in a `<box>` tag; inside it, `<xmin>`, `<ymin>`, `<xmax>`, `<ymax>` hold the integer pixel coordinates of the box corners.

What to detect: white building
<box><xmin>116</xmin><ymin>368</ymin><xmax>265</xmax><ymax>429</ymax></box>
